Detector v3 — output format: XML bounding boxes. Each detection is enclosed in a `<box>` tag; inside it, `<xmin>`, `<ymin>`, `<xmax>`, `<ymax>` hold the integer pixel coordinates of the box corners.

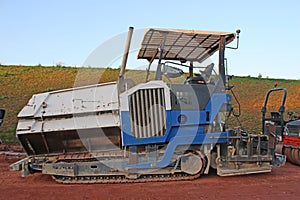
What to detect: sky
<box><xmin>0</xmin><ymin>0</ymin><xmax>299</xmax><ymax>79</ymax></box>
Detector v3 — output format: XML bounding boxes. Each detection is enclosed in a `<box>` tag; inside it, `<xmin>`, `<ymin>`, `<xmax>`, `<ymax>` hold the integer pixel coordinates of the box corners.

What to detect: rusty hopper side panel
<box><xmin>16</xmin><ymin>82</ymin><xmax>121</xmax><ymax>155</ymax></box>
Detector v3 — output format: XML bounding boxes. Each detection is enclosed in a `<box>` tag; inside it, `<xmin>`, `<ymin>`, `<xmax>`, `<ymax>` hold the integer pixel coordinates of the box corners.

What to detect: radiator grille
<box><xmin>129</xmin><ymin>88</ymin><xmax>167</xmax><ymax>138</ymax></box>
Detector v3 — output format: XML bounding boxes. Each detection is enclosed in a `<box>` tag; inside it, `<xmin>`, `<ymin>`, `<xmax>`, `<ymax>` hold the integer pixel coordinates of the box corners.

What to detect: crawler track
<box><xmin>50</xmin><ymin>152</ymin><xmax>206</xmax><ymax>184</ymax></box>
<box><xmin>52</xmin><ymin>172</ymin><xmax>201</xmax><ymax>184</ymax></box>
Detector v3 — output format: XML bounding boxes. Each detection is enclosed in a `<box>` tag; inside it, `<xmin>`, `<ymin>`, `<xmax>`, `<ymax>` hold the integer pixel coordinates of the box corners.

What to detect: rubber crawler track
<box><xmin>52</xmin><ymin>172</ymin><xmax>201</xmax><ymax>184</ymax></box>
<box><xmin>51</xmin><ymin>154</ymin><xmax>206</xmax><ymax>184</ymax></box>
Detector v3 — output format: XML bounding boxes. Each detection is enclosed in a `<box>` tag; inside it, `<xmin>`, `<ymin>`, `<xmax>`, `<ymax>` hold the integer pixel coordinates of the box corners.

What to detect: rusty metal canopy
<box><xmin>137</xmin><ymin>28</ymin><xmax>236</xmax><ymax>62</ymax></box>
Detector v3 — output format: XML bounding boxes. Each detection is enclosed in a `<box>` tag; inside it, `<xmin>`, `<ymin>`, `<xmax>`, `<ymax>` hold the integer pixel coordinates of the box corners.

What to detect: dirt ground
<box><xmin>0</xmin><ymin>145</ymin><xmax>299</xmax><ymax>200</ymax></box>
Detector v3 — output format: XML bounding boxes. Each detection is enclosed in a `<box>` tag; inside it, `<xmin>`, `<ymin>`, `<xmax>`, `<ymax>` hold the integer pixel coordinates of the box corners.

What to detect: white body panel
<box><xmin>17</xmin><ymin>80</ymin><xmax>171</xmax><ymax>136</ymax></box>
<box><xmin>17</xmin><ymin>82</ymin><xmax>120</xmax><ymax>135</ymax></box>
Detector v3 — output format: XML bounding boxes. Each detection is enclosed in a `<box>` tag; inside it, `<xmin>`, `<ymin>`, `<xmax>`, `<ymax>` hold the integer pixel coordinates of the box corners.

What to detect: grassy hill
<box><xmin>0</xmin><ymin>65</ymin><xmax>299</xmax><ymax>142</ymax></box>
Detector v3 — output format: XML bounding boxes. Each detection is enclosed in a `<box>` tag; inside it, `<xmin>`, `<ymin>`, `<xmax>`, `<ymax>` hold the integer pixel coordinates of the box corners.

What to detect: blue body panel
<box><xmin>121</xmin><ymin>93</ymin><xmax>230</xmax><ymax>146</ymax></box>
<box><xmin>124</xmin><ymin>131</ymin><xmax>229</xmax><ymax>169</ymax></box>
<box><xmin>120</xmin><ymin>92</ymin><xmax>231</xmax><ymax>169</ymax></box>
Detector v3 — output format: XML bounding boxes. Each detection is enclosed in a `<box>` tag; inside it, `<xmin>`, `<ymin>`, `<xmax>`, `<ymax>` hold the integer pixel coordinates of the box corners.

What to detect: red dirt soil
<box><xmin>0</xmin><ymin>145</ymin><xmax>299</xmax><ymax>200</ymax></box>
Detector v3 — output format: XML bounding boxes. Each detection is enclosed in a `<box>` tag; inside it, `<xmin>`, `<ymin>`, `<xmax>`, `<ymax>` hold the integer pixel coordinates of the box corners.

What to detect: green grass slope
<box><xmin>0</xmin><ymin>65</ymin><xmax>299</xmax><ymax>142</ymax></box>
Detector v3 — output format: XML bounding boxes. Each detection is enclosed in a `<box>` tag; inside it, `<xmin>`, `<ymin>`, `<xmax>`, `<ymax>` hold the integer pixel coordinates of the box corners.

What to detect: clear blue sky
<box><xmin>1</xmin><ymin>0</ymin><xmax>299</xmax><ymax>79</ymax></box>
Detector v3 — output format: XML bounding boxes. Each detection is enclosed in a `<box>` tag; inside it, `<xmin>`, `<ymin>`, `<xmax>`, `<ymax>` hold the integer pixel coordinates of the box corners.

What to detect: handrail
<box><xmin>261</xmin><ymin>88</ymin><xmax>287</xmax><ymax>135</ymax></box>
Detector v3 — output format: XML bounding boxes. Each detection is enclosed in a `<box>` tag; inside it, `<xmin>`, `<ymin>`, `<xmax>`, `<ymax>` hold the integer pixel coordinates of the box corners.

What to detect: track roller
<box><xmin>291</xmin><ymin>148</ymin><xmax>300</xmax><ymax>166</ymax></box>
<box><xmin>284</xmin><ymin>147</ymin><xmax>293</xmax><ymax>162</ymax></box>
<box><xmin>180</xmin><ymin>150</ymin><xmax>206</xmax><ymax>175</ymax></box>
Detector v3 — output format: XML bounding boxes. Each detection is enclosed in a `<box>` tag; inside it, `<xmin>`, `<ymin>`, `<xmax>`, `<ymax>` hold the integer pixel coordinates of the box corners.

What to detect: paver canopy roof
<box><xmin>137</xmin><ymin>28</ymin><xmax>235</xmax><ymax>62</ymax></box>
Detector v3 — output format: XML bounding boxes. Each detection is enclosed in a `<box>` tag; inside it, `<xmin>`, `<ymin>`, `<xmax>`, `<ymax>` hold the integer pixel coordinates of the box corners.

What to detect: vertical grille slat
<box><xmin>140</xmin><ymin>90</ymin><xmax>146</xmax><ymax>138</ymax></box>
<box><xmin>136</xmin><ymin>92</ymin><xmax>142</xmax><ymax>138</ymax></box>
<box><xmin>145</xmin><ymin>89</ymin><xmax>151</xmax><ymax>137</ymax></box>
<box><xmin>149</xmin><ymin>89</ymin><xmax>155</xmax><ymax>137</ymax></box>
<box><xmin>129</xmin><ymin>88</ymin><xmax>166</xmax><ymax>138</ymax></box>
<box><xmin>153</xmin><ymin>89</ymin><xmax>158</xmax><ymax>136</ymax></box>
<box><xmin>157</xmin><ymin>88</ymin><xmax>163</xmax><ymax>136</ymax></box>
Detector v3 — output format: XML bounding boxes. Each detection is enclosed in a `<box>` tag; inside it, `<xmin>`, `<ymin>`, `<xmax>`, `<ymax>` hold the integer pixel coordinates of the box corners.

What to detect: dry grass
<box><xmin>0</xmin><ymin>65</ymin><xmax>299</xmax><ymax>142</ymax></box>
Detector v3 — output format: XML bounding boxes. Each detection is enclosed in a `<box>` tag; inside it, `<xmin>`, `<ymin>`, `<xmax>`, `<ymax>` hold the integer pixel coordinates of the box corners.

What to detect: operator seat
<box><xmin>184</xmin><ymin>63</ymin><xmax>214</xmax><ymax>85</ymax></box>
<box><xmin>184</xmin><ymin>75</ymin><xmax>206</xmax><ymax>84</ymax></box>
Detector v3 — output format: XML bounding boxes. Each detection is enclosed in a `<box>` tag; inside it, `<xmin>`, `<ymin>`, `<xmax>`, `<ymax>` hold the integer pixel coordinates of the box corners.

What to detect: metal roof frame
<box><xmin>137</xmin><ymin>28</ymin><xmax>236</xmax><ymax>63</ymax></box>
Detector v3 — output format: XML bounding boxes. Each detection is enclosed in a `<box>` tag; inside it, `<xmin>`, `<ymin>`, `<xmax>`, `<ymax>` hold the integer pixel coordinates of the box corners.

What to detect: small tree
<box><xmin>258</xmin><ymin>73</ymin><xmax>262</xmax><ymax>78</ymax></box>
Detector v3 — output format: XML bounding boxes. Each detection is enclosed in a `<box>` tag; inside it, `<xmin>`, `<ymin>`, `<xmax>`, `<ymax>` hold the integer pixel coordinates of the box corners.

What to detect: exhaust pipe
<box><xmin>119</xmin><ymin>27</ymin><xmax>134</xmax><ymax>93</ymax></box>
